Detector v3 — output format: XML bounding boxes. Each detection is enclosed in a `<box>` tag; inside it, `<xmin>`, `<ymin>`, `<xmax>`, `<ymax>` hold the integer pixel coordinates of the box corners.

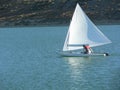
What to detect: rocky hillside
<box><xmin>0</xmin><ymin>0</ymin><xmax>120</xmax><ymax>26</ymax></box>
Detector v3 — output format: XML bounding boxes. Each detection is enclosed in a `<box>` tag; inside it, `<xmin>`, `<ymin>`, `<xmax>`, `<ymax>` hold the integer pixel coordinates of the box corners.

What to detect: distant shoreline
<box><xmin>0</xmin><ymin>20</ymin><xmax>120</xmax><ymax>27</ymax></box>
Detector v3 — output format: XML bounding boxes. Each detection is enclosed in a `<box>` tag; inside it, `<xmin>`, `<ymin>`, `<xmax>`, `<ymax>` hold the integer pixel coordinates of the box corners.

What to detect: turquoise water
<box><xmin>0</xmin><ymin>25</ymin><xmax>120</xmax><ymax>90</ymax></box>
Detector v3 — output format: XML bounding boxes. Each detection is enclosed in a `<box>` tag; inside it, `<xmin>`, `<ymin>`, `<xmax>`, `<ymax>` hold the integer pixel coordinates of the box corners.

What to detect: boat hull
<box><xmin>60</xmin><ymin>52</ymin><xmax>108</xmax><ymax>57</ymax></box>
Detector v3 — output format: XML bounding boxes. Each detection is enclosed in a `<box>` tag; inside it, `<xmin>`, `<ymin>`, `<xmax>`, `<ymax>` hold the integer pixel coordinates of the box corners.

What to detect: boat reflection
<box><xmin>64</xmin><ymin>57</ymin><xmax>91</xmax><ymax>68</ymax></box>
<box><xmin>63</xmin><ymin>57</ymin><xmax>91</xmax><ymax>82</ymax></box>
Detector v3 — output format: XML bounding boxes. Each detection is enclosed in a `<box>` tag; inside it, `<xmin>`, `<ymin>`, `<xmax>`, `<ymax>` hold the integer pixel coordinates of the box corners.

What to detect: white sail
<box><xmin>63</xmin><ymin>3</ymin><xmax>111</xmax><ymax>51</ymax></box>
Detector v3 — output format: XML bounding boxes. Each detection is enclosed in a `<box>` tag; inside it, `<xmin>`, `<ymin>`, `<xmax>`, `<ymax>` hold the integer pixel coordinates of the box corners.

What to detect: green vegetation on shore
<box><xmin>0</xmin><ymin>0</ymin><xmax>120</xmax><ymax>27</ymax></box>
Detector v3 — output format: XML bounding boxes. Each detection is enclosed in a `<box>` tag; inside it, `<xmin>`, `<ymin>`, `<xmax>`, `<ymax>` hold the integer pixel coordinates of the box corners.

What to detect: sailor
<box><xmin>83</xmin><ymin>45</ymin><xmax>93</xmax><ymax>54</ymax></box>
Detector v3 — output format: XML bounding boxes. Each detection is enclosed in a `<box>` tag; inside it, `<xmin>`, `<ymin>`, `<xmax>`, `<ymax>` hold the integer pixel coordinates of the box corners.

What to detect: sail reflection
<box><xmin>63</xmin><ymin>57</ymin><xmax>91</xmax><ymax>82</ymax></box>
<box><xmin>64</xmin><ymin>57</ymin><xmax>90</xmax><ymax>68</ymax></box>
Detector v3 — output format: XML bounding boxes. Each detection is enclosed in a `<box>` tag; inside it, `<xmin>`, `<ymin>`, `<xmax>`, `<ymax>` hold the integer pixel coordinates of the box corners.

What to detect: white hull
<box><xmin>60</xmin><ymin>51</ymin><xmax>108</xmax><ymax>57</ymax></box>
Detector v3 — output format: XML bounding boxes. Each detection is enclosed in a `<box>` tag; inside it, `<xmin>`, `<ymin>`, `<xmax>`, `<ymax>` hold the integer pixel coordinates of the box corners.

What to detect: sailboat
<box><xmin>61</xmin><ymin>3</ymin><xmax>111</xmax><ymax>57</ymax></box>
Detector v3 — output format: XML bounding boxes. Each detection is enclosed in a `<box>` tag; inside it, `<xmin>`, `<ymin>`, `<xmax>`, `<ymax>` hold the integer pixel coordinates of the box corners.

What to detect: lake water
<box><xmin>0</xmin><ymin>25</ymin><xmax>120</xmax><ymax>90</ymax></box>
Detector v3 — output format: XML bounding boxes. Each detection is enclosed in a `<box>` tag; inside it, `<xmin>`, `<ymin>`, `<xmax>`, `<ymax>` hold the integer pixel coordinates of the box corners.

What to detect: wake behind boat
<box><xmin>61</xmin><ymin>3</ymin><xmax>111</xmax><ymax>57</ymax></box>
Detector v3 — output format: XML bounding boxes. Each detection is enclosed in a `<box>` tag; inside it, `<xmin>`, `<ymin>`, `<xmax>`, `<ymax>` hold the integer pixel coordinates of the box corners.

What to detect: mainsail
<box><xmin>63</xmin><ymin>3</ymin><xmax>111</xmax><ymax>51</ymax></box>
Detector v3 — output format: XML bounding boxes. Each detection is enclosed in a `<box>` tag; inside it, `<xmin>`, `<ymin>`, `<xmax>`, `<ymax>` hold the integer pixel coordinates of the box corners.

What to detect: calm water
<box><xmin>0</xmin><ymin>25</ymin><xmax>120</xmax><ymax>90</ymax></box>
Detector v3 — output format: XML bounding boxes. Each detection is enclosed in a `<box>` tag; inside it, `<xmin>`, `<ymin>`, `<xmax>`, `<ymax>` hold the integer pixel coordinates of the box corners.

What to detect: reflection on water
<box><xmin>63</xmin><ymin>57</ymin><xmax>92</xmax><ymax>84</ymax></box>
<box><xmin>65</xmin><ymin>57</ymin><xmax>92</xmax><ymax>67</ymax></box>
<box><xmin>62</xmin><ymin>57</ymin><xmax>118</xmax><ymax>90</ymax></box>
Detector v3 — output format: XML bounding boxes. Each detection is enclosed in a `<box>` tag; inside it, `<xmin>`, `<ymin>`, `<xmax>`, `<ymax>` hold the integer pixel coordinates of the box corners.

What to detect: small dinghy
<box><xmin>61</xmin><ymin>3</ymin><xmax>111</xmax><ymax>57</ymax></box>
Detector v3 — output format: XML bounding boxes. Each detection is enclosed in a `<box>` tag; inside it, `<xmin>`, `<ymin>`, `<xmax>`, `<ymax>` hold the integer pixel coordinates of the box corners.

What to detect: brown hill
<box><xmin>0</xmin><ymin>0</ymin><xmax>120</xmax><ymax>26</ymax></box>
